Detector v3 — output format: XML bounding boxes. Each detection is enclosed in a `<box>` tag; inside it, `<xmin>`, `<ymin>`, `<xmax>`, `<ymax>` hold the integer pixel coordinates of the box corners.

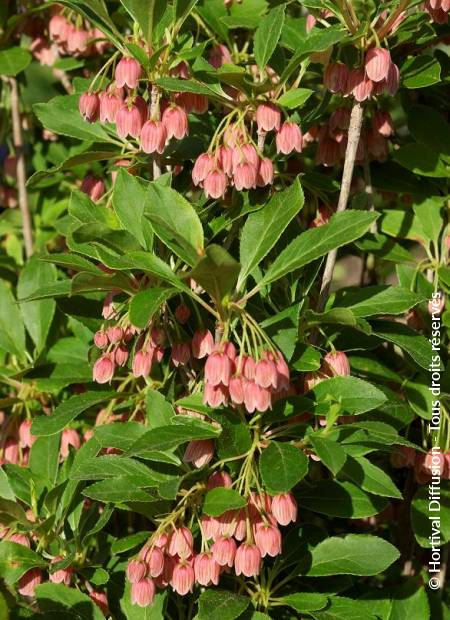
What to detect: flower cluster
<box><xmin>391</xmin><ymin>446</ymin><xmax>450</xmax><ymax>484</ymax></box>
<box><xmin>307</xmin><ymin>107</ymin><xmax>394</xmax><ymax>167</ymax></box>
<box><xmin>0</xmin><ymin>417</ymin><xmax>81</xmax><ymax>467</ymax></box>
<box><xmin>78</xmin><ymin>55</ymin><xmax>207</xmax><ymax>153</ymax></box>
<box><xmin>424</xmin><ymin>0</ymin><xmax>450</xmax><ymax>24</ymax></box>
<box><xmin>203</xmin><ymin>341</ymin><xmax>291</xmax><ymax>412</ymax></box>
<box><xmin>0</xmin><ymin>529</ymin><xmax>108</xmax><ymax>610</ymax></box>
<box><xmin>126</xmin><ymin>478</ymin><xmax>298</xmax><ymax>608</ymax></box>
<box><xmin>324</xmin><ymin>48</ymin><xmax>399</xmax><ymax>101</ymax></box>
<box><xmin>192</xmin><ymin>103</ymin><xmax>302</xmax><ymax>198</ymax></box>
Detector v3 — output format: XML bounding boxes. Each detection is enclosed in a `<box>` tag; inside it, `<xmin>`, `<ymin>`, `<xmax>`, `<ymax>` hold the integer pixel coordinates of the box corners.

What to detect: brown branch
<box><xmin>150</xmin><ymin>84</ymin><xmax>161</xmax><ymax>180</ymax></box>
<box><xmin>316</xmin><ymin>100</ymin><xmax>363</xmax><ymax>313</ymax></box>
<box><xmin>8</xmin><ymin>77</ymin><xmax>33</xmax><ymax>258</ymax></box>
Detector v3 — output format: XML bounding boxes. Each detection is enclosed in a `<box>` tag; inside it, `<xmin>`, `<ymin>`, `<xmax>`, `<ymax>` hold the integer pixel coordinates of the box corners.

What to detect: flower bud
<box><xmin>234</xmin><ymin>543</ymin><xmax>261</xmax><ymax>577</ymax></box>
<box><xmin>79</xmin><ymin>92</ymin><xmax>100</xmax><ymax>122</ymax></box>
<box><xmin>93</xmin><ymin>354</ymin><xmax>115</xmax><ymax>384</ymax></box>
<box><xmin>255</xmin><ymin>103</ymin><xmax>281</xmax><ymax>132</ymax></box>
<box><xmin>127</xmin><ymin>559</ymin><xmax>147</xmax><ymax>584</ymax></box>
<box><xmin>184</xmin><ymin>439</ymin><xmax>215</xmax><ymax>468</ymax></box>
<box><xmin>115</xmin><ymin>57</ymin><xmax>142</xmax><ymax>89</ymax></box>
<box><xmin>276</xmin><ymin>122</ymin><xmax>302</xmax><ymax>154</ymax></box>
<box><xmin>81</xmin><ymin>175</ymin><xmax>105</xmax><ymax>202</ymax></box>
<box><xmin>171</xmin><ymin>561</ymin><xmax>195</xmax><ymax>595</ymax></box>
<box><xmin>162</xmin><ymin>105</ymin><xmax>189</xmax><ymax>140</ymax></box>
<box><xmin>271</xmin><ymin>493</ymin><xmax>298</xmax><ymax>526</ymax></box>
<box><xmin>131</xmin><ymin>578</ymin><xmax>155</xmax><ymax>607</ymax></box>
<box><xmin>140</xmin><ymin>120</ymin><xmax>167</xmax><ymax>154</ymax></box>
<box><xmin>365</xmin><ymin>48</ymin><xmax>392</xmax><ymax>83</ymax></box>
<box><xmin>324</xmin><ymin>62</ymin><xmax>349</xmax><ymax>93</ymax></box>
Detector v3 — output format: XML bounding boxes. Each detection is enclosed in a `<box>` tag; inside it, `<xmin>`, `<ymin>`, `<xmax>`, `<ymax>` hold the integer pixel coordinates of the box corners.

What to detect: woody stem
<box><xmin>316</xmin><ymin>100</ymin><xmax>364</xmax><ymax>313</ymax></box>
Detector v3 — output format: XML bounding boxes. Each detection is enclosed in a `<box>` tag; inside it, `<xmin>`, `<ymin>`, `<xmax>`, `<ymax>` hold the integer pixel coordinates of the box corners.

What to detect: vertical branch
<box><xmin>316</xmin><ymin>101</ymin><xmax>363</xmax><ymax>313</ymax></box>
<box><xmin>8</xmin><ymin>77</ymin><xmax>33</xmax><ymax>258</ymax></box>
<box><xmin>151</xmin><ymin>84</ymin><xmax>161</xmax><ymax>180</ymax></box>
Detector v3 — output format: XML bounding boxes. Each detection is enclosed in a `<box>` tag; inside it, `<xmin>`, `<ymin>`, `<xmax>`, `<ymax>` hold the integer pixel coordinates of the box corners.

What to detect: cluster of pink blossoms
<box><xmin>424</xmin><ymin>0</ymin><xmax>450</xmax><ymax>23</ymax></box>
<box><xmin>391</xmin><ymin>446</ymin><xmax>450</xmax><ymax>484</ymax></box>
<box><xmin>192</xmin><ymin>103</ymin><xmax>302</xmax><ymax>199</ymax></box>
<box><xmin>126</xmin><ymin>474</ymin><xmax>297</xmax><ymax>607</ymax></box>
<box><xmin>203</xmin><ymin>341</ymin><xmax>291</xmax><ymax>412</ymax></box>
<box><xmin>0</xmin><ymin>530</ymin><xmax>108</xmax><ymax>612</ymax></box>
<box><xmin>324</xmin><ymin>48</ymin><xmax>399</xmax><ymax>102</ymax></box>
<box><xmin>29</xmin><ymin>9</ymin><xmax>108</xmax><ymax>67</ymax></box>
<box><xmin>79</xmin><ymin>55</ymin><xmax>207</xmax><ymax>151</ymax></box>
<box><xmin>1</xmin><ymin>418</ymin><xmax>81</xmax><ymax>467</ymax></box>
<box><xmin>306</xmin><ymin>107</ymin><xmax>394</xmax><ymax>167</ymax></box>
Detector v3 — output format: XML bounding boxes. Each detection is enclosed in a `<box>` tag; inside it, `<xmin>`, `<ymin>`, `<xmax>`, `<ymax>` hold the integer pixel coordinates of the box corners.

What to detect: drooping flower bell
<box><xmin>115</xmin><ymin>57</ymin><xmax>142</xmax><ymax>89</ymax></box>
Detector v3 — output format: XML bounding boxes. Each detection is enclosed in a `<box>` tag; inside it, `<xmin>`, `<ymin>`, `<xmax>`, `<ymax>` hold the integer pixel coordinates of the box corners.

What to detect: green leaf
<box><xmin>189</xmin><ymin>244</ymin><xmax>240</xmax><ymax>302</ymax></box>
<box><xmin>18</xmin><ymin>259</ymin><xmax>56</xmax><ymax>354</ymax></box>
<box><xmin>411</xmin><ymin>485</ymin><xmax>450</xmax><ymax>547</ymax></box>
<box><xmin>296</xmin><ymin>480</ymin><xmax>388</xmax><ymax>518</ymax></box>
<box><xmin>310</xmin><ymin>596</ymin><xmax>379</xmax><ymax>620</ymax></box>
<box><xmin>94</xmin><ymin>250</ymin><xmax>190</xmax><ymax>293</ymax></box>
<box><xmin>388</xmin><ymin>578</ymin><xmax>430</xmax><ymax>620</ymax></box>
<box><xmin>282</xmin><ymin>593</ymin><xmax>328</xmax><ymax>613</ymax></box>
<box><xmin>341</xmin><ymin>456</ymin><xmax>402</xmax><ymax>499</ymax></box>
<box><xmin>146</xmin><ymin>389</ymin><xmax>175</xmax><ymax>429</ymax></box>
<box><xmin>111</xmin><ymin>531</ymin><xmax>151</xmax><ymax>554</ymax></box>
<box><xmin>257</xmin><ymin>211</ymin><xmax>378</xmax><ymax>289</ymax></box>
<box><xmin>70</xmin><ymin>454</ymin><xmax>158</xmax><ymax>482</ymax></box>
<box><xmin>197</xmin><ymin>589</ymin><xmax>249</xmax><ymax>620</ymax></box>
<box><xmin>0</xmin><ymin>280</ymin><xmax>26</xmax><ymax>359</ymax></box>
<box><xmin>0</xmin><ymin>48</ymin><xmax>31</xmax><ymax>76</ymax></box>
<box><xmin>144</xmin><ymin>183</ymin><xmax>204</xmax><ymax>266</ymax></box>
<box><xmin>413</xmin><ymin>197</ymin><xmax>443</xmax><ymax>245</ymax></box>
<box><xmin>120</xmin><ymin>0</ymin><xmax>166</xmax><ymax>46</ymax></box>
<box><xmin>291</xmin><ymin>343</ymin><xmax>322</xmax><ymax>371</ymax></box>
<box><xmin>0</xmin><ymin>541</ymin><xmax>46</xmax><ymax>584</ymax></box>
<box><xmin>94</xmin><ymin>422</ymin><xmax>147</xmax><ymax>452</ymax></box>
<box><xmin>277</xmin><ymin>88</ymin><xmax>313</xmax><ymax>109</ymax></box>
<box><xmin>394</xmin><ymin>144</ymin><xmax>448</xmax><ymax>178</ymax></box>
<box><xmin>0</xmin><ymin>468</ymin><xmax>15</xmax><ymax>501</ymax></box>
<box><xmin>310</xmin><ymin>376</ymin><xmax>387</xmax><ymax>415</ymax></box>
<box><xmin>34</xmin><ymin>95</ymin><xmax>113</xmax><ymax>143</ymax></box>
<box><xmin>112</xmin><ymin>170</ymin><xmax>154</xmax><ymax>249</ymax></box>
<box><xmin>29</xmin><ymin>434</ymin><xmax>61</xmax><ymax>488</ymax></box>
<box><xmin>82</xmin><ymin>476</ymin><xmax>155</xmax><ymax>503</ymax></box>
<box><xmin>35</xmin><ymin>582</ymin><xmax>104</xmax><ymax>620</ymax></box>
<box><xmin>260</xmin><ymin>303</ymin><xmax>301</xmax><ymax>361</ymax></box>
<box><xmin>370</xmin><ymin>319</ymin><xmax>432</xmax><ymax>370</ymax></box>
<box><xmin>408</xmin><ymin>105</ymin><xmax>450</xmax><ymax>161</ymax></box>
<box><xmin>129</xmin><ymin>287</ymin><xmax>177</xmax><ymax>329</ymax></box>
<box><xmin>333</xmin><ymin>286</ymin><xmax>424</xmax><ymax>318</ymax></box>
<box><xmin>254</xmin><ymin>5</ymin><xmax>285</xmax><ymax>70</ymax></box>
<box><xmin>260</xmin><ymin>442</ymin><xmax>308</xmax><ymax>494</ymax></box>
<box><xmin>238</xmin><ymin>178</ymin><xmax>304</xmax><ymax>288</ymax></box>
<box><xmin>127</xmin><ymin>420</ymin><xmax>221</xmax><ymax>457</ymax></box>
<box><xmin>309</xmin><ymin>436</ymin><xmax>347</xmax><ymax>476</ymax></box>
<box><xmin>401</xmin><ymin>55</ymin><xmax>441</xmax><ymax>89</ymax></box>
<box><xmin>306</xmin><ymin>534</ymin><xmax>400</xmax><ymax>576</ymax></box>
<box><xmin>203</xmin><ymin>488</ymin><xmax>246</xmax><ymax>517</ymax></box>
<box><xmin>31</xmin><ymin>392</ymin><xmax>117</xmax><ymax>436</ymax></box>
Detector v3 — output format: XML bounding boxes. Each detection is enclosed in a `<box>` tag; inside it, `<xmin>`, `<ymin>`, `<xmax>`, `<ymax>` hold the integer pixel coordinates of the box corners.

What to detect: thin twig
<box><xmin>52</xmin><ymin>68</ymin><xmax>73</xmax><ymax>94</ymax></box>
<box><xmin>150</xmin><ymin>84</ymin><xmax>161</xmax><ymax>180</ymax></box>
<box><xmin>8</xmin><ymin>77</ymin><xmax>33</xmax><ymax>258</ymax></box>
<box><xmin>316</xmin><ymin>101</ymin><xmax>364</xmax><ymax>312</ymax></box>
